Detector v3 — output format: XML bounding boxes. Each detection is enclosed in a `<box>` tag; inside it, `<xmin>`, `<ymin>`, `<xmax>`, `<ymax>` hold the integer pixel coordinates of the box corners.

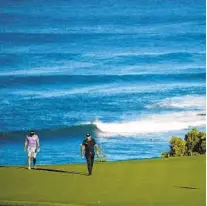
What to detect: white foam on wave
<box><xmin>94</xmin><ymin>111</ymin><xmax>206</xmax><ymax>136</ymax></box>
<box><xmin>147</xmin><ymin>95</ymin><xmax>206</xmax><ymax>110</ymax></box>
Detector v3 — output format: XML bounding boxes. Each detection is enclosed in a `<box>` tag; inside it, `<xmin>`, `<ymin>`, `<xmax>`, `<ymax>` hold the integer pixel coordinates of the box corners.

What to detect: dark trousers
<box><xmin>85</xmin><ymin>154</ymin><xmax>95</xmax><ymax>174</ymax></box>
<box><xmin>33</xmin><ymin>158</ymin><xmax>36</xmax><ymax>166</ymax></box>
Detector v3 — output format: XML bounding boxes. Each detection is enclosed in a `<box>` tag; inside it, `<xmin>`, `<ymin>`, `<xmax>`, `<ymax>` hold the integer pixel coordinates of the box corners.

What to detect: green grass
<box><xmin>0</xmin><ymin>156</ymin><xmax>205</xmax><ymax>206</ymax></box>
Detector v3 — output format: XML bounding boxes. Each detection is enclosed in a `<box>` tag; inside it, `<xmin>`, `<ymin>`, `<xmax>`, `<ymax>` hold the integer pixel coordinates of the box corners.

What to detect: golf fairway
<box><xmin>0</xmin><ymin>156</ymin><xmax>205</xmax><ymax>206</ymax></box>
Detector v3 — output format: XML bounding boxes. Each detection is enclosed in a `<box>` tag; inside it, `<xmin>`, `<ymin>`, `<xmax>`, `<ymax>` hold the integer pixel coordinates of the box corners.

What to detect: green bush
<box><xmin>161</xmin><ymin>128</ymin><xmax>206</xmax><ymax>158</ymax></box>
<box><xmin>185</xmin><ymin>128</ymin><xmax>206</xmax><ymax>156</ymax></box>
<box><xmin>95</xmin><ymin>146</ymin><xmax>107</xmax><ymax>162</ymax></box>
<box><xmin>161</xmin><ymin>151</ymin><xmax>170</xmax><ymax>158</ymax></box>
<box><xmin>169</xmin><ymin>136</ymin><xmax>186</xmax><ymax>157</ymax></box>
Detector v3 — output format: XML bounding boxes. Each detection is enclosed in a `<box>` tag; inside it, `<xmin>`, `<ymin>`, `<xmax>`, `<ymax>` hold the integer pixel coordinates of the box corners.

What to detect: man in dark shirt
<box><xmin>81</xmin><ymin>133</ymin><xmax>99</xmax><ymax>176</ymax></box>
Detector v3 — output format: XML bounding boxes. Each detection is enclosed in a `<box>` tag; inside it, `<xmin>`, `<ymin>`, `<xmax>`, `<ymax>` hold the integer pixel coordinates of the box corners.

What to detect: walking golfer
<box><xmin>81</xmin><ymin>133</ymin><xmax>99</xmax><ymax>176</ymax></box>
<box><xmin>24</xmin><ymin>131</ymin><xmax>40</xmax><ymax>170</ymax></box>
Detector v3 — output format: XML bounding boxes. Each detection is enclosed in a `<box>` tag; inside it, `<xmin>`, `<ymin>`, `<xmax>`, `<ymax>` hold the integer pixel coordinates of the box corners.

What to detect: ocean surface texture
<box><xmin>0</xmin><ymin>0</ymin><xmax>206</xmax><ymax>165</ymax></box>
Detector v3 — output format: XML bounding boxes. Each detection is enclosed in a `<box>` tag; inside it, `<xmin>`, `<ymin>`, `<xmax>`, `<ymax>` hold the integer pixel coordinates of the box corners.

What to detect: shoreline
<box><xmin>0</xmin><ymin>155</ymin><xmax>205</xmax><ymax>167</ymax></box>
<box><xmin>0</xmin><ymin>156</ymin><xmax>162</xmax><ymax>167</ymax></box>
<box><xmin>1</xmin><ymin>126</ymin><xmax>205</xmax><ymax>166</ymax></box>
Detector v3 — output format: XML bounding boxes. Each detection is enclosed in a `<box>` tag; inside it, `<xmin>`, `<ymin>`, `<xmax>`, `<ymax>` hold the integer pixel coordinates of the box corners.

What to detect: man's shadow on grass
<box><xmin>34</xmin><ymin>168</ymin><xmax>88</xmax><ymax>176</ymax></box>
<box><xmin>18</xmin><ymin>167</ymin><xmax>88</xmax><ymax>176</ymax></box>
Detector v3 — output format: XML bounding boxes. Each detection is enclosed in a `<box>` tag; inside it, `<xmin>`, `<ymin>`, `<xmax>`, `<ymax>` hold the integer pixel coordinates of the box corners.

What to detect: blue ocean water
<box><xmin>0</xmin><ymin>0</ymin><xmax>206</xmax><ymax>165</ymax></box>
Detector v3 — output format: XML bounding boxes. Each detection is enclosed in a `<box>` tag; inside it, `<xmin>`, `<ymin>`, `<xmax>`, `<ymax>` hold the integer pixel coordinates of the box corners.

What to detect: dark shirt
<box><xmin>82</xmin><ymin>138</ymin><xmax>97</xmax><ymax>156</ymax></box>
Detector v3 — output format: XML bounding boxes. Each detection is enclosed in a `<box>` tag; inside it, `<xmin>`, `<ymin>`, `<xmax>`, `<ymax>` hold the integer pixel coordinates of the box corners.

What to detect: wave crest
<box><xmin>1</xmin><ymin>110</ymin><xmax>205</xmax><ymax>139</ymax></box>
<box><xmin>94</xmin><ymin>111</ymin><xmax>206</xmax><ymax>136</ymax></box>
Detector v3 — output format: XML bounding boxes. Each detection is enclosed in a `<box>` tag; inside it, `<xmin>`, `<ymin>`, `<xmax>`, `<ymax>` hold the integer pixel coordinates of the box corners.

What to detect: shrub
<box><xmin>169</xmin><ymin>136</ymin><xmax>186</xmax><ymax>157</ymax></box>
<box><xmin>161</xmin><ymin>128</ymin><xmax>206</xmax><ymax>158</ymax></box>
<box><xmin>161</xmin><ymin>151</ymin><xmax>170</xmax><ymax>158</ymax></box>
<box><xmin>185</xmin><ymin>128</ymin><xmax>206</xmax><ymax>156</ymax></box>
<box><xmin>95</xmin><ymin>146</ymin><xmax>107</xmax><ymax>162</ymax></box>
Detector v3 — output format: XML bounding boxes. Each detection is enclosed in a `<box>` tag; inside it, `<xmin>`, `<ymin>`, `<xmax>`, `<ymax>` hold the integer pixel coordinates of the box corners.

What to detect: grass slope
<box><xmin>0</xmin><ymin>156</ymin><xmax>205</xmax><ymax>206</ymax></box>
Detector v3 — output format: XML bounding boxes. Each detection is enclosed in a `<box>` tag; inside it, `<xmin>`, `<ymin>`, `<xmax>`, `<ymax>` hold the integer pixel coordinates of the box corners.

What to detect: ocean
<box><xmin>0</xmin><ymin>0</ymin><xmax>206</xmax><ymax>165</ymax></box>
